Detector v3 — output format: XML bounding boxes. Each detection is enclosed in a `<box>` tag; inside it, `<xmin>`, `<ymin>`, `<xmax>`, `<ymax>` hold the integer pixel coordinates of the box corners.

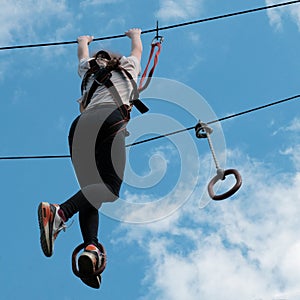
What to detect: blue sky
<box><xmin>1</xmin><ymin>0</ymin><xmax>300</xmax><ymax>299</ymax></box>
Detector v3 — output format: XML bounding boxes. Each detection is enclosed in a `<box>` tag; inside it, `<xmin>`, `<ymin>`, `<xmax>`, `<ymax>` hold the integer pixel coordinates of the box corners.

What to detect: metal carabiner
<box><xmin>151</xmin><ymin>35</ymin><xmax>164</xmax><ymax>44</ymax></box>
<box><xmin>208</xmin><ymin>169</ymin><xmax>242</xmax><ymax>201</ymax></box>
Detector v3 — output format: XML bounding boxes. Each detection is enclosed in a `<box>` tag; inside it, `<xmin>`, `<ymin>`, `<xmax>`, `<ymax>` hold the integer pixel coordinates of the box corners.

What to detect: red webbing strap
<box><xmin>138</xmin><ymin>42</ymin><xmax>162</xmax><ymax>92</ymax></box>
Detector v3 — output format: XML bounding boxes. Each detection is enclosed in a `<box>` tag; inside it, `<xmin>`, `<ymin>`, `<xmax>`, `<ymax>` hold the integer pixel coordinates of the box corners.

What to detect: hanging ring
<box><xmin>208</xmin><ymin>169</ymin><xmax>242</xmax><ymax>201</ymax></box>
<box><xmin>72</xmin><ymin>243</ymin><xmax>107</xmax><ymax>278</ymax></box>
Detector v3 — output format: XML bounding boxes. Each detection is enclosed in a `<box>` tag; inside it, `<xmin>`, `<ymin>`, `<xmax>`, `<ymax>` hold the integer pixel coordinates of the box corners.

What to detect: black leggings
<box><xmin>60</xmin><ymin>105</ymin><xmax>129</xmax><ymax>246</ymax></box>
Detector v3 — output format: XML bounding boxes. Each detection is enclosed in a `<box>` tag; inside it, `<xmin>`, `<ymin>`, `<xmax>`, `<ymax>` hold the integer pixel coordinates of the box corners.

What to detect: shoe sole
<box><xmin>38</xmin><ymin>202</ymin><xmax>54</xmax><ymax>257</ymax></box>
<box><xmin>78</xmin><ymin>254</ymin><xmax>101</xmax><ymax>289</ymax></box>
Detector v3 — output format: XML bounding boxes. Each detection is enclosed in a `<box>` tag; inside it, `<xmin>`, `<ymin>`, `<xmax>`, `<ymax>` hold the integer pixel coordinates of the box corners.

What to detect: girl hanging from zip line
<box><xmin>38</xmin><ymin>28</ymin><xmax>143</xmax><ymax>289</ymax></box>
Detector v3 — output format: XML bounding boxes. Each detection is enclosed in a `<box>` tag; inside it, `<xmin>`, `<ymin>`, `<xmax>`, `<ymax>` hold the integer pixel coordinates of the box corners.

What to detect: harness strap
<box><xmin>119</xmin><ymin>67</ymin><xmax>149</xmax><ymax>113</ymax></box>
<box><xmin>103</xmin><ymin>78</ymin><xmax>129</xmax><ymax>120</ymax></box>
<box><xmin>138</xmin><ymin>41</ymin><xmax>162</xmax><ymax>92</ymax></box>
<box><xmin>81</xmin><ymin>59</ymin><xmax>102</xmax><ymax>94</ymax></box>
<box><xmin>82</xmin><ymin>61</ymin><xmax>148</xmax><ymax>114</ymax></box>
<box><xmin>81</xmin><ymin>59</ymin><xmax>113</xmax><ymax>109</ymax></box>
<box><xmin>82</xmin><ymin>79</ymin><xmax>102</xmax><ymax>109</ymax></box>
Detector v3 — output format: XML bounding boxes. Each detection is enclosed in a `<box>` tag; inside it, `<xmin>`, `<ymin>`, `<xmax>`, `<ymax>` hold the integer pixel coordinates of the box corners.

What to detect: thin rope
<box><xmin>206</xmin><ymin>132</ymin><xmax>220</xmax><ymax>169</ymax></box>
<box><xmin>196</xmin><ymin>122</ymin><xmax>221</xmax><ymax>170</ymax></box>
<box><xmin>0</xmin><ymin>93</ymin><xmax>299</xmax><ymax>160</ymax></box>
<box><xmin>1</xmin><ymin>0</ymin><xmax>299</xmax><ymax>51</ymax></box>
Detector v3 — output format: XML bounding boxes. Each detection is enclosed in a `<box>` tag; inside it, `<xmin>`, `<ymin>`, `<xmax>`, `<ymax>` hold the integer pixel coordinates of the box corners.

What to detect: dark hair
<box><xmin>92</xmin><ymin>49</ymin><xmax>122</xmax><ymax>60</ymax></box>
<box><xmin>95</xmin><ymin>50</ymin><xmax>111</xmax><ymax>60</ymax></box>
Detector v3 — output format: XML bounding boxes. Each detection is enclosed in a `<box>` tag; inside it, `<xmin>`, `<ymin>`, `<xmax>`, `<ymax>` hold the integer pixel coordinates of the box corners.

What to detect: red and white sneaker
<box><xmin>38</xmin><ymin>202</ymin><xmax>66</xmax><ymax>257</ymax></box>
<box><xmin>78</xmin><ymin>244</ymin><xmax>103</xmax><ymax>289</ymax></box>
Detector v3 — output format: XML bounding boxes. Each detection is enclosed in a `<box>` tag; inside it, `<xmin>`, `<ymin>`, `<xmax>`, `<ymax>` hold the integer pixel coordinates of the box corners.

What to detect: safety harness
<box><xmin>80</xmin><ymin>53</ymin><xmax>149</xmax><ymax>118</ymax></box>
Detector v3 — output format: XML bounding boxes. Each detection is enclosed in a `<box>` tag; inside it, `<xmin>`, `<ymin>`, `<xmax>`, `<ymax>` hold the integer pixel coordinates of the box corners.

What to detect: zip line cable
<box><xmin>1</xmin><ymin>0</ymin><xmax>300</xmax><ymax>51</ymax></box>
<box><xmin>0</xmin><ymin>93</ymin><xmax>299</xmax><ymax>160</ymax></box>
<box><xmin>126</xmin><ymin>93</ymin><xmax>300</xmax><ymax>147</ymax></box>
<box><xmin>0</xmin><ymin>1</ymin><xmax>299</xmax><ymax>160</ymax></box>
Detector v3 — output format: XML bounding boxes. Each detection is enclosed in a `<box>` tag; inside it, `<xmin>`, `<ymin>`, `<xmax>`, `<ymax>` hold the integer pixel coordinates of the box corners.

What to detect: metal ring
<box><xmin>72</xmin><ymin>242</ymin><xmax>107</xmax><ymax>278</ymax></box>
<box><xmin>151</xmin><ymin>35</ymin><xmax>164</xmax><ymax>44</ymax></box>
<box><xmin>208</xmin><ymin>169</ymin><xmax>242</xmax><ymax>201</ymax></box>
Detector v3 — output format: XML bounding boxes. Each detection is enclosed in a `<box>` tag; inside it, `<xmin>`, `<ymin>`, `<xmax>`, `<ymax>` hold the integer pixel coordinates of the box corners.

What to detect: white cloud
<box><xmin>265</xmin><ymin>0</ymin><xmax>300</xmax><ymax>31</ymax></box>
<box><xmin>155</xmin><ymin>0</ymin><xmax>205</xmax><ymax>22</ymax></box>
<box><xmin>290</xmin><ymin>4</ymin><xmax>300</xmax><ymax>31</ymax></box>
<box><xmin>0</xmin><ymin>0</ymin><xmax>72</xmax><ymax>45</ymax></box>
<box><xmin>275</xmin><ymin>117</ymin><xmax>300</xmax><ymax>169</ymax></box>
<box><xmin>80</xmin><ymin>0</ymin><xmax>123</xmax><ymax>7</ymax></box>
<box><xmin>265</xmin><ymin>0</ymin><xmax>284</xmax><ymax>31</ymax></box>
<box><xmin>0</xmin><ymin>0</ymin><xmax>76</xmax><ymax>78</ymax></box>
<box><xmin>280</xmin><ymin>145</ymin><xmax>300</xmax><ymax>169</ymax></box>
<box><xmin>117</xmin><ymin>145</ymin><xmax>300</xmax><ymax>300</ymax></box>
<box><xmin>285</xmin><ymin>117</ymin><xmax>300</xmax><ymax>132</ymax></box>
<box><xmin>272</xmin><ymin>117</ymin><xmax>300</xmax><ymax>137</ymax></box>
